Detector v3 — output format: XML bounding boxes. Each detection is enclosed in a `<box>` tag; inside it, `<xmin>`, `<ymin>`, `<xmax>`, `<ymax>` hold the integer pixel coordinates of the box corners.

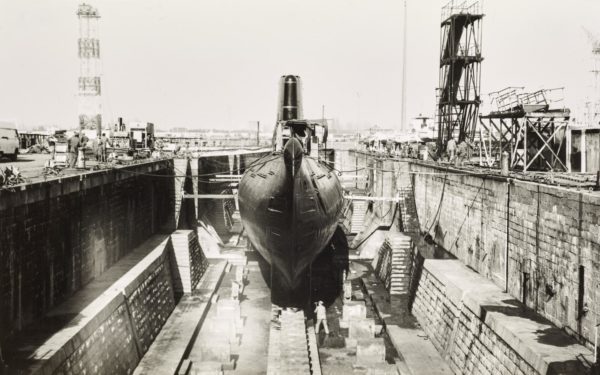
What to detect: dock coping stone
<box><xmin>134</xmin><ymin>260</ymin><xmax>228</xmax><ymax>375</ymax></box>
<box><xmin>423</xmin><ymin>259</ymin><xmax>595</xmax><ymax>374</ymax></box>
<box><xmin>0</xmin><ymin>158</ymin><xmax>174</xmax><ymax>210</ymax></box>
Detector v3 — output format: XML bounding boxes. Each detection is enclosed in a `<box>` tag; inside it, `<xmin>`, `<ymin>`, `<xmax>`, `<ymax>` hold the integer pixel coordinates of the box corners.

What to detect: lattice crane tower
<box><xmin>77</xmin><ymin>3</ymin><xmax>102</xmax><ymax>136</ymax></box>
<box><xmin>436</xmin><ymin>0</ymin><xmax>483</xmax><ymax>157</ymax></box>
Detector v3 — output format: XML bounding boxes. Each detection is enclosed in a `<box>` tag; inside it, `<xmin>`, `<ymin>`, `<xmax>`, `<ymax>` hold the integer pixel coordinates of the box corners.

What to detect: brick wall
<box><xmin>371</xmin><ymin>238</ymin><xmax>393</xmax><ymax>292</ymax></box>
<box><xmin>170</xmin><ymin>229</ymin><xmax>209</xmax><ymax>295</ymax></box>
<box><xmin>30</xmin><ymin>236</ymin><xmax>178</xmax><ymax>375</ymax></box>
<box><xmin>52</xmin><ymin>296</ymin><xmax>140</xmax><ymax>375</ymax></box>
<box><xmin>125</xmin><ymin>251</ymin><xmax>176</xmax><ymax>353</ymax></box>
<box><xmin>189</xmin><ymin>230</ymin><xmax>209</xmax><ymax>290</ymax></box>
<box><xmin>410</xmin><ymin>161</ymin><xmax>600</xmax><ymax>348</ymax></box>
<box><xmin>348</xmin><ymin>151</ymin><xmax>404</xmax><ymax>246</ymax></box>
<box><xmin>0</xmin><ymin>160</ymin><xmax>175</xmax><ymax>341</ymax></box>
<box><xmin>412</xmin><ymin>261</ymin><xmax>590</xmax><ymax>375</ymax></box>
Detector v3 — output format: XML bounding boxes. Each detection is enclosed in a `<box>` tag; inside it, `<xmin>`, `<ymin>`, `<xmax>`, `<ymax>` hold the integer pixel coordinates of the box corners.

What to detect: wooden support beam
<box><xmin>346</xmin><ymin>195</ymin><xmax>400</xmax><ymax>202</ymax></box>
<box><xmin>183</xmin><ymin>194</ymin><xmax>236</xmax><ymax>199</ymax></box>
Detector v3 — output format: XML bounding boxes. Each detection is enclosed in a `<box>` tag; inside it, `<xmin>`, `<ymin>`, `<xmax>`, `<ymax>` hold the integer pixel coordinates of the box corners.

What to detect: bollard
<box><xmin>77</xmin><ymin>149</ymin><xmax>85</xmax><ymax>169</ymax></box>
<box><xmin>501</xmin><ymin>151</ymin><xmax>509</xmax><ymax>176</ymax></box>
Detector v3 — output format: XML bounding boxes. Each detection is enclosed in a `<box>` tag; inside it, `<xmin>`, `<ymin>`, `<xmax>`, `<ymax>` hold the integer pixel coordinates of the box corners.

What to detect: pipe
<box><xmin>595</xmin><ymin>315</ymin><xmax>598</xmax><ymax>364</ymax></box>
<box><xmin>505</xmin><ymin>180</ymin><xmax>511</xmax><ymax>293</ymax></box>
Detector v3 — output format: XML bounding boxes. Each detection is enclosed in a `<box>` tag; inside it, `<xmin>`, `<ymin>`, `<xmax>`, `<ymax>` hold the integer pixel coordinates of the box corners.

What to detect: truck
<box><xmin>128</xmin><ymin>122</ymin><xmax>154</xmax><ymax>150</ymax></box>
<box><xmin>0</xmin><ymin>121</ymin><xmax>20</xmax><ymax>161</ymax></box>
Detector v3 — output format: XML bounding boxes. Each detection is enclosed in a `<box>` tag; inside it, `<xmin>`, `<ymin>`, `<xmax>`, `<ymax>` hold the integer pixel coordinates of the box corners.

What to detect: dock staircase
<box><xmin>350</xmin><ymin>200</ymin><xmax>368</xmax><ymax>234</ymax></box>
<box><xmin>267</xmin><ymin>309</ymin><xmax>318</xmax><ymax>374</ymax></box>
<box><xmin>389</xmin><ymin>234</ymin><xmax>413</xmax><ymax>298</ymax></box>
<box><xmin>397</xmin><ymin>187</ymin><xmax>419</xmax><ymax>234</ymax></box>
<box><xmin>316</xmin><ymin>292</ymin><xmax>402</xmax><ymax>374</ymax></box>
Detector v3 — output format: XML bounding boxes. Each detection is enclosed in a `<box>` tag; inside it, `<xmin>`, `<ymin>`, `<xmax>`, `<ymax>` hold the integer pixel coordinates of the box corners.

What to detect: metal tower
<box><xmin>436</xmin><ymin>0</ymin><xmax>483</xmax><ymax>156</ymax></box>
<box><xmin>77</xmin><ymin>3</ymin><xmax>102</xmax><ymax>136</ymax></box>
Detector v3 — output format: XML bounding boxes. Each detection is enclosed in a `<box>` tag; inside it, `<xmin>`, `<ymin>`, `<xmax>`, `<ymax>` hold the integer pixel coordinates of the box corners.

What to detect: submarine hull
<box><xmin>238</xmin><ymin>152</ymin><xmax>343</xmax><ymax>293</ymax></box>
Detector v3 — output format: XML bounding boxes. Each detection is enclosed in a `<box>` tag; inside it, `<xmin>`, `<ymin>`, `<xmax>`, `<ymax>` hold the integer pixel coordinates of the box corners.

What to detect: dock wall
<box><xmin>196</xmin><ymin>150</ymin><xmax>270</xmax><ymax>234</ymax></box>
<box><xmin>21</xmin><ymin>229</ymin><xmax>209</xmax><ymax>375</ymax></box>
<box><xmin>0</xmin><ymin>160</ymin><xmax>176</xmax><ymax>341</ymax></box>
<box><xmin>36</xmin><ymin>237</ymin><xmax>177</xmax><ymax>375</ymax></box>
<box><xmin>412</xmin><ymin>259</ymin><xmax>591</xmax><ymax>374</ymax></box>
<box><xmin>410</xmin><ymin>161</ymin><xmax>600</xmax><ymax>348</ymax></box>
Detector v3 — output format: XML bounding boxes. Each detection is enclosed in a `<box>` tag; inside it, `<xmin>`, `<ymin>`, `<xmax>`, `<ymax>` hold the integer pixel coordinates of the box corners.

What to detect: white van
<box><xmin>0</xmin><ymin>127</ymin><xmax>20</xmax><ymax>161</ymax></box>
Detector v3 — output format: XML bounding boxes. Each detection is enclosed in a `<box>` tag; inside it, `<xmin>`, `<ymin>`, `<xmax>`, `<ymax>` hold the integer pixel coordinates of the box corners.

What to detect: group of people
<box><xmin>445</xmin><ymin>138</ymin><xmax>473</xmax><ymax>165</ymax></box>
<box><xmin>66</xmin><ymin>132</ymin><xmax>112</xmax><ymax>167</ymax></box>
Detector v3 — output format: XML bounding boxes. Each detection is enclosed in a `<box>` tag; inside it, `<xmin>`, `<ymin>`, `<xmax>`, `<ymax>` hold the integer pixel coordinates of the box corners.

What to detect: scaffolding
<box><xmin>478</xmin><ymin>87</ymin><xmax>570</xmax><ymax>172</ymax></box>
<box><xmin>77</xmin><ymin>3</ymin><xmax>102</xmax><ymax>136</ymax></box>
<box><xmin>436</xmin><ymin>0</ymin><xmax>483</xmax><ymax>157</ymax></box>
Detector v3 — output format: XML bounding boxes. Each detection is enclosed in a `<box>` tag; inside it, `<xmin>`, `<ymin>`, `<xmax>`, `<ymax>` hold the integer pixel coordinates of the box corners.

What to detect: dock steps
<box><xmin>350</xmin><ymin>200</ymin><xmax>368</xmax><ymax>234</ymax></box>
<box><xmin>267</xmin><ymin>308</ymin><xmax>318</xmax><ymax>374</ymax></box>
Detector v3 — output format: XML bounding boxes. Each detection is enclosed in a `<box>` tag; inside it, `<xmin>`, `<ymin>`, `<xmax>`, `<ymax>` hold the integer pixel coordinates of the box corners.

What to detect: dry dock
<box><xmin>0</xmin><ymin>148</ymin><xmax>597</xmax><ymax>374</ymax></box>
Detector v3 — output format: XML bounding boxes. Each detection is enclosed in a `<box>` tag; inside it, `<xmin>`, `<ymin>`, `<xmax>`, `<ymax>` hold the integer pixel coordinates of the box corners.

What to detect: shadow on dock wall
<box><xmin>410</xmin><ymin>161</ymin><xmax>600</xmax><ymax>350</ymax></box>
<box><xmin>0</xmin><ymin>160</ymin><xmax>176</xmax><ymax>343</ymax></box>
<box><xmin>177</xmin><ymin>159</ymin><xmax>198</xmax><ymax>230</ymax></box>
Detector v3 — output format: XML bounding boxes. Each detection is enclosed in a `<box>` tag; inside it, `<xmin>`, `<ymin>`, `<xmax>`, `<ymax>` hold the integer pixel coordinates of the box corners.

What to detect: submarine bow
<box><xmin>238</xmin><ymin>75</ymin><xmax>344</xmax><ymax>293</ymax></box>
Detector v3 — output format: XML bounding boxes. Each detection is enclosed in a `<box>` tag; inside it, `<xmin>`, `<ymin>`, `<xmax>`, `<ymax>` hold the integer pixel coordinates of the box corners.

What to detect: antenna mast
<box><xmin>400</xmin><ymin>0</ymin><xmax>408</xmax><ymax>132</ymax></box>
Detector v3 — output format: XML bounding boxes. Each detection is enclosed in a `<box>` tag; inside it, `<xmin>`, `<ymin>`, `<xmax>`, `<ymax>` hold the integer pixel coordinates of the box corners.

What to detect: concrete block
<box><xmin>343</xmin><ymin>301</ymin><xmax>367</xmax><ymax>321</ymax></box>
<box><xmin>356</xmin><ymin>338</ymin><xmax>386</xmax><ymax>365</ymax></box>
<box><xmin>348</xmin><ymin>319</ymin><xmax>375</xmax><ymax>340</ymax></box>
<box><xmin>363</xmin><ymin>363</ymin><xmax>401</xmax><ymax>375</ymax></box>
<box><xmin>235</xmin><ymin>266</ymin><xmax>245</xmax><ymax>284</ymax></box>
<box><xmin>217</xmin><ymin>299</ymin><xmax>240</xmax><ymax>315</ymax></box>
<box><xmin>205</xmin><ymin>318</ymin><xmax>238</xmax><ymax>342</ymax></box>
<box><xmin>190</xmin><ymin>361</ymin><xmax>223</xmax><ymax>375</ymax></box>
<box><xmin>345</xmin><ymin>338</ymin><xmax>358</xmax><ymax>348</ymax></box>
<box><xmin>197</xmin><ymin>339</ymin><xmax>231</xmax><ymax>364</ymax></box>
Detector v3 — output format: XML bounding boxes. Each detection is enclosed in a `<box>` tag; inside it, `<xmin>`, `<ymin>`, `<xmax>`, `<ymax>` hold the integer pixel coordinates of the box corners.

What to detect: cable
<box><xmin>447</xmin><ymin>180</ymin><xmax>486</xmax><ymax>253</ymax></box>
<box><xmin>425</xmin><ymin>169</ymin><xmax>448</xmax><ymax>238</ymax></box>
<box><xmin>110</xmin><ymin>153</ymin><xmax>279</xmax><ymax>179</ymax></box>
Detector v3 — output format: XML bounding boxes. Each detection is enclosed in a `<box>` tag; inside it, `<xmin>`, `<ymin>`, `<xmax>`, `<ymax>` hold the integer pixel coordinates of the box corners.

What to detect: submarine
<box><xmin>238</xmin><ymin>75</ymin><xmax>344</xmax><ymax>304</ymax></box>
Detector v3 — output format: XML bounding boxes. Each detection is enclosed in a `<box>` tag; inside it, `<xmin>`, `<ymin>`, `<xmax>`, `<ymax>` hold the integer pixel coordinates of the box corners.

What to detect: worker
<box><xmin>457</xmin><ymin>140</ymin><xmax>469</xmax><ymax>165</ymax></box>
<box><xmin>80</xmin><ymin>133</ymin><xmax>89</xmax><ymax>149</ymax></box>
<box><xmin>91</xmin><ymin>138</ymin><xmax>99</xmax><ymax>161</ymax></box>
<box><xmin>99</xmin><ymin>133</ymin><xmax>112</xmax><ymax>162</ymax></box>
<box><xmin>314</xmin><ymin>301</ymin><xmax>329</xmax><ymax>334</ymax></box>
<box><xmin>67</xmin><ymin>132</ymin><xmax>80</xmax><ymax>168</ymax></box>
<box><xmin>446</xmin><ymin>138</ymin><xmax>457</xmax><ymax>162</ymax></box>
<box><xmin>343</xmin><ymin>270</ymin><xmax>352</xmax><ymax>302</ymax></box>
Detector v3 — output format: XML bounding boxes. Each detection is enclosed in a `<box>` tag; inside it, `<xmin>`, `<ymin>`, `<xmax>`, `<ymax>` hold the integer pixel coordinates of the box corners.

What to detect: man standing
<box><xmin>100</xmin><ymin>133</ymin><xmax>111</xmax><ymax>162</ymax></box>
<box><xmin>314</xmin><ymin>301</ymin><xmax>329</xmax><ymax>334</ymax></box>
<box><xmin>457</xmin><ymin>140</ymin><xmax>468</xmax><ymax>165</ymax></box>
<box><xmin>446</xmin><ymin>138</ymin><xmax>457</xmax><ymax>162</ymax></box>
<box><xmin>67</xmin><ymin>132</ymin><xmax>80</xmax><ymax>168</ymax></box>
<box><xmin>343</xmin><ymin>271</ymin><xmax>352</xmax><ymax>303</ymax></box>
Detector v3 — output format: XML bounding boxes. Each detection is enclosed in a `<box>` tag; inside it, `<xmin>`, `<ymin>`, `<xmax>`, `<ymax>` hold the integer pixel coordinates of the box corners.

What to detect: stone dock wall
<box><xmin>412</xmin><ymin>260</ymin><xmax>592</xmax><ymax>374</ymax></box>
<box><xmin>26</xmin><ymin>229</ymin><xmax>209</xmax><ymax>375</ymax></box>
<box><xmin>196</xmin><ymin>150</ymin><xmax>270</xmax><ymax>234</ymax></box>
<box><xmin>39</xmin><ymin>237</ymin><xmax>177</xmax><ymax>375</ymax></box>
<box><xmin>0</xmin><ymin>159</ymin><xmax>176</xmax><ymax>341</ymax></box>
<box><xmin>410</xmin><ymin>161</ymin><xmax>600</xmax><ymax>349</ymax></box>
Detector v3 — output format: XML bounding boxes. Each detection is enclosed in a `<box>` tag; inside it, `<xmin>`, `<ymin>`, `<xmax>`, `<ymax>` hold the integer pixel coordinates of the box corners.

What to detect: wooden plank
<box><xmin>183</xmin><ymin>194</ymin><xmax>236</xmax><ymax>199</ymax></box>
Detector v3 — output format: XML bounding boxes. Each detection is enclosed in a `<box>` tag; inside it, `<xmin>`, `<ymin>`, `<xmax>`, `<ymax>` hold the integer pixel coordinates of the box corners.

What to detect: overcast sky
<box><xmin>0</xmin><ymin>0</ymin><xmax>599</xmax><ymax>131</ymax></box>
